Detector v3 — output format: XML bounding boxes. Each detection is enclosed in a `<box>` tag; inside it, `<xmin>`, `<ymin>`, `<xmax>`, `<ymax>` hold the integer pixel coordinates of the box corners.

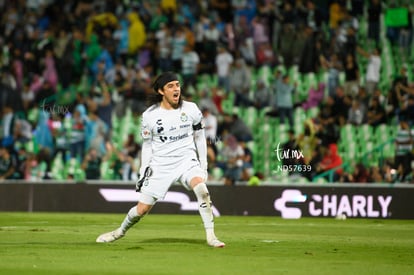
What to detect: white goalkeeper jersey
<box><xmin>141</xmin><ymin>100</ymin><xmax>203</xmax><ymax>166</ymax></box>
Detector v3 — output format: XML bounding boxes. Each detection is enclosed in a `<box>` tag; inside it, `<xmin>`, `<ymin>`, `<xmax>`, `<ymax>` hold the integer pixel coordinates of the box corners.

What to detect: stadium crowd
<box><xmin>0</xmin><ymin>0</ymin><xmax>414</xmax><ymax>184</ymax></box>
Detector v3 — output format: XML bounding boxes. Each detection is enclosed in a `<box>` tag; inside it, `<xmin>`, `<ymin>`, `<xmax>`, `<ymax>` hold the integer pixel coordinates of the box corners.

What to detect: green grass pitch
<box><xmin>0</xmin><ymin>213</ymin><xmax>413</xmax><ymax>275</ymax></box>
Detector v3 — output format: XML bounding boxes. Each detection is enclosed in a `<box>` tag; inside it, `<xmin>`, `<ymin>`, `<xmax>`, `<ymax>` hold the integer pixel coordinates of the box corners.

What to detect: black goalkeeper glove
<box><xmin>136</xmin><ymin>166</ymin><xmax>152</xmax><ymax>192</ymax></box>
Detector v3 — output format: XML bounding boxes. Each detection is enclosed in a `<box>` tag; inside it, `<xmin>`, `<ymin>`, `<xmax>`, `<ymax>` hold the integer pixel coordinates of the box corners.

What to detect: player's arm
<box><xmin>136</xmin><ymin>114</ymin><xmax>153</xmax><ymax>191</ymax></box>
<box><xmin>139</xmin><ymin>138</ymin><xmax>152</xmax><ymax>173</ymax></box>
<box><xmin>193</xmin><ymin>121</ymin><xmax>208</xmax><ymax>172</ymax></box>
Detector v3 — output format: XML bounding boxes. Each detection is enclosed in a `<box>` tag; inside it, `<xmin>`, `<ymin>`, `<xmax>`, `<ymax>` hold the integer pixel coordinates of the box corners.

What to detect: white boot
<box><xmin>96</xmin><ymin>228</ymin><xmax>124</xmax><ymax>243</ymax></box>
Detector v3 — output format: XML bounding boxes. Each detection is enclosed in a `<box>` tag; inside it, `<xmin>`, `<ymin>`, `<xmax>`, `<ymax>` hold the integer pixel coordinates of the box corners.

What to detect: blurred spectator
<box><xmin>127</xmin><ymin>12</ymin><xmax>147</xmax><ymax>55</ymax></box>
<box><xmin>256</xmin><ymin>42</ymin><xmax>277</xmax><ymax>68</ymax></box>
<box><xmin>35</xmin><ymin>81</ymin><xmax>55</xmax><ymax>106</ymax></box>
<box><xmin>210</xmin><ymin>0</ymin><xmax>233</xmax><ymax>24</ymax></box>
<box><xmin>0</xmin><ymin>146</ymin><xmax>17</xmax><ymax>180</ymax></box>
<box><xmin>298</xmin><ymin>26</ymin><xmax>320</xmax><ymax>74</ymax></box>
<box><xmin>306</xmin><ymin>0</ymin><xmax>323</xmax><ymax>31</ymax></box>
<box><xmin>321</xmin><ymin>53</ymin><xmax>343</xmax><ymax>97</ymax></box>
<box><xmin>88</xmin><ymin>79</ymin><xmax>113</xmax><ymax>131</ymax></box>
<box><xmin>398</xmin><ymin>4</ymin><xmax>412</xmax><ymax>59</ymax></box>
<box><xmin>13</xmin><ymin>115</ymin><xmax>32</xmax><ymax>145</ymax></box>
<box><xmin>399</xmin><ymin>96</ymin><xmax>414</xmax><ymax>126</ymax></box>
<box><xmin>317</xmin><ymin>143</ymin><xmax>343</xmax><ymax>181</ymax></box>
<box><xmin>382</xmin><ymin>162</ymin><xmax>396</xmax><ymax>183</ymax></box>
<box><xmin>33</xmin><ymin>111</ymin><xmax>53</xmax><ymax>152</ymax></box>
<box><xmin>216</xmin><ymin>45</ymin><xmax>234</xmax><ymax>93</ymax></box>
<box><xmin>240</xmin><ymin>141</ymin><xmax>253</xmax><ymax>181</ymax></box>
<box><xmin>343</xmin><ymin>53</ymin><xmax>359</xmax><ymax>97</ymax></box>
<box><xmin>181</xmin><ymin>44</ymin><xmax>200</xmax><ymax>93</ymax></box>
<box><xmin>199</xmin><ymin>88</ymin><xmax>219</xmax><ymax>115</ymax></box>
<box><xmin>369</xmin><ymin>166</ymin><xmax>384</xmax><ymax>183</ymax></box>
<box><xmin>171</xmin><ymin>26</ymin><xmax>187</xmax><ymax>72</ymax></box>
<box><xmin>230</xmin><ymin>58</ymin><xmax>252</xmax><ymax>106</ymax></box>
<box><xmin>12</xmin><ymin>144</ymin><xmax>28</xmax><ymax>179</ymax></box>
<box><xmin>1</xmin><ymin>106</ymin><xmax>17</xmax><ymax>148</ymax></box>
<box><xmin>351</xmin><ymin>163</ymin><xmax>370</xmax><ymax>183</ymax></box>
<box><xmin>329</xmin><ymin>0</ymin><xmax>346</xmax><ymax>34</ymax></box>
<box><xmin>123</xmin><ymin>134</ymin><xmax>141</xmax><ymax>159</ymax></box>
<box><xmin>160</xmin><ymin>0</ymin><xmax>178</xmax><ymax>24</ymax></box>
<box><xmin>201</xmin><ymin>21</ymin><xmax>220</xmax><ymax>74</ymax></box>
<box><xmin>366</xmin><ymin>97</ymin><xmax>387</xmax><ymax>127</ymax></box>
<box><xmin>281</xmin><ymin>130</ymin><xmax>301</xmax><ymax>175</ymax></box>
<box><xmin>219</xmin><ymin>135</ymin><xmax>245</xmax><ymax>186</ymax></box>
<box><xmin>367</xmin><ymin>0</ymin><xmax>382</xmax><ymax>46</ymax></box>
<box><xmin>351</xmin><ymin>0</ymin><xmax>365</xmax><ymax>18</ymax></box>
<box><xmin>50</xmin><ymin>114</ymin><xmax>68</xmax><ymax>163</ymax></box>
<box><xmin>238</xmin><ymin>38</ymin><xmax>256</xmax><ymax>66</ymax></box>
<box><xmin>202</xmin><ymin>107</ymin><xmax>218</xmax><ymax>145</ymax></box>
<box><xmin>85</xmin><ymin>109</ymin><xmax>108</xmax><ymax>157</ymax></box>
<box><xmin>357</xmin><ymin>46</ymin><xmax>381</xmax><ymax>95</ymax></box>
<box><xmin>272</xmin><ymin>73</ymin><xmax>295</xmax><ymax>129</ymax></box>
<box><xmin>129</xmin><ymin>70</ymin><xmax>151</xmax><ymax>116</ymax></box>
<box><xmin>341</xmin><ymin>26</ymin><xmax>358</xmax><ymax>60</ymax></box>
<box><xmin>253</xmin><ymin>79</ymin><xmax>272</xmax><ymax>110</ymax></box>
<box><xmin>211</xmin><ymin>86</ymin><xmax>225</xmax><ymax>114</ymax></box>
<box><xmin>221</xmin><ymin>113</ymin><xmax>253</xmax><ymax>142</ymax></box>
<box><xmin>394</xmin><ymin>118</ymin><xmax>413</xmax><ymax>181</ymax></box>
<box><xmin>113</xmin><ymin>19</ymin><xmax>129</xmax><ymax>63</ymax></box>
<box><xmin>21</xmin><ymin>81</ymin><xmax>35</xmax><ymax>111</ymax></box>
<box><xmin>105</xmin><ymin>58</ymin><xmax>128</xmax><ymax>86</ymax></box>
<box><xmin>317</xmin><ymin>104</ymin><xmax>340</xmax><ymax>146</ymax></box>
<box><xmin>110</xmin><ymin>146</ymin><xmax>137</xmax><ymax>181</ymax></box>
<box><xmin>297</xmin><ymin>119</ymin><xmax>320</xmax><ymax>167</ymax></box>
<box><xmin>348</xmin><ymin>99</ymin><xmax>366</xmax><ymax>126</ymax></box>
<box><xmin>42</xmin><ymin>49</ymin><xmax>59</xmax><ymax>91</ymax></box>
<box><xmin>11</xmin><ymin>48</ymin><xmax>23</xmax><ymax>92</ymax></box>
<box><xmin>26</xmin><ymin>148</ymin><xmax>49</xmax><ymax>181</ymax></box>
<box><xmin>155</xmin><ymin>23</ymin><xmax>173</xmax><ymax>72</ymax></box>
<box><xmin>251</xmin><ymin>16</ymin><xmax>269</xmax><ymax>48</ymax></box>
<box><xmin>301</xmin><ymin>82</ymin><xmax>325</xmax><ymax>111</ymax></box>
<box><xmin>81</xmin><ymin>148</ymin><xmax>102</xmax><ymax>180</ymax></box>
<box><xmin>68</xmin><ymin>105</ymin><xmax>87</xmax><ymax>161</ymax></box>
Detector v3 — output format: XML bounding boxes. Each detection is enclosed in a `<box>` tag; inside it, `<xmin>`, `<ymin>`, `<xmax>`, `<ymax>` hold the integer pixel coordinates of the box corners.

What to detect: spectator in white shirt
<box><xmin>357</xmin><ymin>46</ymin><xmax>381</xmax><ymax>95</ymax></box>
<box><xmin>215</xmin><ymin>46</ymin><xmax>234</xmax><ymax>94</ymax></box>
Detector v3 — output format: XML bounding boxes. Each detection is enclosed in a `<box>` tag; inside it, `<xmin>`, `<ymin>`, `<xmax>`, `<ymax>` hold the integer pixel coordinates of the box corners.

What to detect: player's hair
<box><xmin>147</xmin><ymin>72</ymin><xmax>183</xmax><ymax>107</ymax></box>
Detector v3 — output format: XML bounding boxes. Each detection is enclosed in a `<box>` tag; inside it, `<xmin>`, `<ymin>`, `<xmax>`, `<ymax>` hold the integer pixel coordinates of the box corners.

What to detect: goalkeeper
<box><xmin>96</xmin><ymin>72</ymin><xmax>225</xmax><ymax>247</ymax></box>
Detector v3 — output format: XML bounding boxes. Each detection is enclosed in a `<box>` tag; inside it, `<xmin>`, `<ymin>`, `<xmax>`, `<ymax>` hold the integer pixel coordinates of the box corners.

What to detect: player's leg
<box><xmin>190</xmin><ymin>177</ymin><xmax>225</xmax><ymax>248</ymax></box>
<box><xmin>96</xmin><ymin>194</ymin><xmax>155</xmax><ymax>243</ymax></box>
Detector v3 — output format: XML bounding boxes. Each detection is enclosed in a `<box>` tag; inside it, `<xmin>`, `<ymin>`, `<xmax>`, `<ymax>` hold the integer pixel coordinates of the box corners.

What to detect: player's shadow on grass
<box><xmin>139</xmin><ymin>238</ymin><xmax>204</xmax><ymax>245</ymax></box>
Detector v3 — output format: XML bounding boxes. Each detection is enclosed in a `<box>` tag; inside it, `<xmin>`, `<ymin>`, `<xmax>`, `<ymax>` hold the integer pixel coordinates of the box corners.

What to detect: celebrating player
<box><xmin>96</xmin><ymin>72</ymin><xmax>225</xmax><ymax>247</ymax></box>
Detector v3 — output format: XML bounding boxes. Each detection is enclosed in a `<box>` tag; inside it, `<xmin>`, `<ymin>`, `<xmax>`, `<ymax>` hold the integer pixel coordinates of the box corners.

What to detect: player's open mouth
<box><xmin>173</xmin><ymin>93</ymin><xmax>180</xmax><ymax>99</ymax></box>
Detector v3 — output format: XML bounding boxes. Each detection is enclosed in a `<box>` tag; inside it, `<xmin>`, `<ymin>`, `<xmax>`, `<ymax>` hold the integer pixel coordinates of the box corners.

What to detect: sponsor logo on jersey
<box><xmin>169</xmin><ymin>133</ymin><xmax>189</xmax><ymax>141</ymax></box>
<box><xmin>180</xmin><ymin>123</ymin><xmax>191</xmax><ymax>129</ymax></box>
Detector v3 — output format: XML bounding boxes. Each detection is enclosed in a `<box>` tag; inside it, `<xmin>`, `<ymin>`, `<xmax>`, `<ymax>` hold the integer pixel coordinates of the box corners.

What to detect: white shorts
<box><xmin>140</xmin><ymin>158</ymin><xmax>205</xmax><ymax>202</ymax></box>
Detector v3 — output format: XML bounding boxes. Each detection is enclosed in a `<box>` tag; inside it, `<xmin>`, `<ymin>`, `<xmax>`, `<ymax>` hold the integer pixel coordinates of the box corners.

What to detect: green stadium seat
<box><xmin>340</xmin><ymin>124</ymin><xmax>356</xmax><ymax>141</ymax></box>
<box><xmin>357</xmin><ymin>124</ymin><xmax>374</xmax><ymax>142</ymax></box>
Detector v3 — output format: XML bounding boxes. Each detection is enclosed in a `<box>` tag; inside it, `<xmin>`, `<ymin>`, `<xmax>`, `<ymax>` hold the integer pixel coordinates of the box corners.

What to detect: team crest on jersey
<box><xmin>180</xmin><ymin>112</ymin><xmax>188</xmax><ymax>122</ymax></box>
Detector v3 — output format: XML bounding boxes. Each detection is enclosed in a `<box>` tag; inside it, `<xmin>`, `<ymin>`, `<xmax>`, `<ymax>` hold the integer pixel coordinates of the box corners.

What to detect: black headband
<box><xmin>153</xmin><ymin>72</ymin><xmax>179</xmax><ymax>92</ymax></box>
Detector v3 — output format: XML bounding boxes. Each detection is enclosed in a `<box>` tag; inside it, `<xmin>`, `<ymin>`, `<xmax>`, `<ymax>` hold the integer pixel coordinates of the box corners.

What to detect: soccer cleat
<box><xmin>96</xmin><ymin>228</ymin><xmax>124</xmax><ymax>243</ymax></box>
<box><xmin>207</xmin><ymin>238</ymin><xmax>225</xmax><ymax>248</ymax></box>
